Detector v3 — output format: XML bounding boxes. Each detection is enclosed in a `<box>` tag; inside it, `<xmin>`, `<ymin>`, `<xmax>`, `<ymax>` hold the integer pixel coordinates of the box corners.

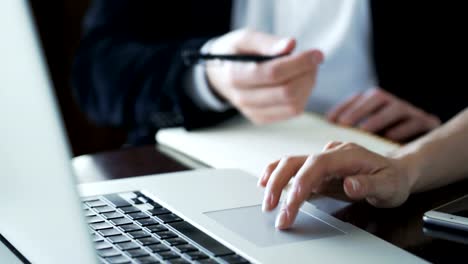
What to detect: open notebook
<box><xmin>156</xmin><ymin>113</ymin><xmax>399</xmax><ymax>177</ymax></box>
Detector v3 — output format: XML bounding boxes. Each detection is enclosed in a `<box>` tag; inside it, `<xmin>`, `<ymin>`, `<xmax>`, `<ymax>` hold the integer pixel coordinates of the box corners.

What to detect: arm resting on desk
<box><xmin>258</xmin><ymin>108</ymin><xmax>468</xmax><ymax>229</ymax></box>
<box><xmin>396</xmin><ymin>108</ymin><xmax>468</xmax><ymax>193</ymax></box>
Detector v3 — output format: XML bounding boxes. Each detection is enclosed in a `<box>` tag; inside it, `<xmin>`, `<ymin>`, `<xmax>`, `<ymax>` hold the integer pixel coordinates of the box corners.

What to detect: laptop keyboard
<box><xmin>82</xmin><ymin>191</ymin><xmax>249</xmax><ymax>264</ymax></box>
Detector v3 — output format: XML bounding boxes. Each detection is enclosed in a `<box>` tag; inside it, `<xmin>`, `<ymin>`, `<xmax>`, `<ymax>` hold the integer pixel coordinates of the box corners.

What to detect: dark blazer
<box><xmin>72</xmin><ymin>1</ymin><xmax>466</xmax><ymax>144</ymax></box>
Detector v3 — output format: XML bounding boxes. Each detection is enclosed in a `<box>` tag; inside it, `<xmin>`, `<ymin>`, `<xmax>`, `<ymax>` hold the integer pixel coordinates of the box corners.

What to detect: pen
<box><xmin>182</xmin><ymin>50</ymin><xmax>288</xmax><ymax>66</ymax></box>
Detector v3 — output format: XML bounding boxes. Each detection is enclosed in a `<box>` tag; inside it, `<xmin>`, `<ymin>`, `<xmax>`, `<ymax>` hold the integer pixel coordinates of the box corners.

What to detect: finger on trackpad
<box><xmin>204</xmin><ymin>205</ymin><xmax>344</xmax><ymax>247</ymax></box>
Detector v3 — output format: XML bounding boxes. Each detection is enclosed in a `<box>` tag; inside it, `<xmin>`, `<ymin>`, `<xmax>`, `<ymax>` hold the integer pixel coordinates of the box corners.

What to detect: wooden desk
<box><xmin>73</xmin><ymin>145</ymin><xmax>468</xmax><ymax>263</ymax></box>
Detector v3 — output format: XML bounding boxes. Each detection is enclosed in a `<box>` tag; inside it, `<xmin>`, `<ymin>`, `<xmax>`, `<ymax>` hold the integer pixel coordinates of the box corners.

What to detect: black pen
<box><xmin>182</xmin><ymin>50</ymin><xmax>288</xmax><ymax>66</ymax></box>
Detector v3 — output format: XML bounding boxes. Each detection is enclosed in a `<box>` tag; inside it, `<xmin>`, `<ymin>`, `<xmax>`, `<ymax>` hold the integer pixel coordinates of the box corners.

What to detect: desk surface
<box><xmin>73</xmin><ymin>145</ymin><xmax>468</xmax><ymax>263</ymax></box>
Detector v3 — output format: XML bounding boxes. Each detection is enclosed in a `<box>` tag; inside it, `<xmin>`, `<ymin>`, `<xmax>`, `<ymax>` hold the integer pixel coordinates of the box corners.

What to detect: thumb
<box><xmin>234</xmin><ymin>30</ymin><xmax>296</xmax><ymax>56</ymax></box>
<box><xmin>343</xmin><ymin>174</ymin><xmax>399</xmax><ymax>207</ymax></box>
<box><xmin>343</xmin><ymin>175</ymin><xmax>374</xmax><ymax>200</ymax></box>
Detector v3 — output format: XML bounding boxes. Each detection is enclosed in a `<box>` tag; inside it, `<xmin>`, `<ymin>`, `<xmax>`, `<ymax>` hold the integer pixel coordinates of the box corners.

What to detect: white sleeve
<box><xmin>183</xmin><ymin>40</ymin><xmax>231</xmax><ymax>112</ymax></box>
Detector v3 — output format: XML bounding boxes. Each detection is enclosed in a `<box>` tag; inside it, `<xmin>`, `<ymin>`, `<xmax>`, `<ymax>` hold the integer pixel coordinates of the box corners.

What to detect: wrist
<box><xmin>388</xmin><ymin>149</ymin><xmax>424</xmax><ymax>194</ymax></box>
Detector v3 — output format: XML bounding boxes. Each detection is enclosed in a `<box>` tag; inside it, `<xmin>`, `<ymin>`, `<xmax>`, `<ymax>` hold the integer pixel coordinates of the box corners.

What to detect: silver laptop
<box><xmin>0</xmin><ymin>1</ymin><xmax>425</xmax><ymax>263</ymax></box>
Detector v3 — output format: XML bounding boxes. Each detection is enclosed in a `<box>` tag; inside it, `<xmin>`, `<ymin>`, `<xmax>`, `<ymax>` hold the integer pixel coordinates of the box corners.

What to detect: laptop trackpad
<box><xmin>205</xmin><ymin>205</ymin><xmax>344</xmax><ymax>247</ymax></box>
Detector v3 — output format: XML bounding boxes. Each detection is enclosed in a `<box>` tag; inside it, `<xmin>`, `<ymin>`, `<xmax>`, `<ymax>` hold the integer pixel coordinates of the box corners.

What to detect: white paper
<box><xmin>156</xmin><ymin>113</ymin><xmax>398</xmax><ymax>177</ymax></box>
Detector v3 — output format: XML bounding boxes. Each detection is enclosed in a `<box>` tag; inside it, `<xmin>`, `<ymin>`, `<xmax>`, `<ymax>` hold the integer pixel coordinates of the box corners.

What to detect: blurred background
<box><xmin>29</xmin><ymin>0</ymin><xmax>126</xmax><ymax>156</ymax></box>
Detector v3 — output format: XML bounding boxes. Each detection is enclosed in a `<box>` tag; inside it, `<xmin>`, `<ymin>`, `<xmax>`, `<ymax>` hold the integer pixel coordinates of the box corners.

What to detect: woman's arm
<box><xmin>259</xmin><ymin>108</ymin><xmax>468</xmax><ymax>229</ymax></box>
<box><xmin>396</xmin><ymin>108</ymin><xmax>468</xmax><ymax>193</ymax></box>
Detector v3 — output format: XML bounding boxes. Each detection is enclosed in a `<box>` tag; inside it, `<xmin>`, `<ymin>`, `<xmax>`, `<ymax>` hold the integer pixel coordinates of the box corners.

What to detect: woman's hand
<box><xmin>259</xmin><ymin>142</ymin><xmax>414</xmax><ymax>230</ymax></box>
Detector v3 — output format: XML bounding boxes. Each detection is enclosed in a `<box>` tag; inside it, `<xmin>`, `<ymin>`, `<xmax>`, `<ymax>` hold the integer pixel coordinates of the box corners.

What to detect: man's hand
<box><xmin>327</xmin><ymin>88</ymin><xmax>441</xmax><ymax>142</ymax></box>
<box><xmin>206</xmin><ymin>29</ymin><xmax>324</xmax><ymax>124</ymax></box>
<box><xmin>258</xmin><ymin>142</ymin><xmax>414</xmax><ymax>230</ymax></box>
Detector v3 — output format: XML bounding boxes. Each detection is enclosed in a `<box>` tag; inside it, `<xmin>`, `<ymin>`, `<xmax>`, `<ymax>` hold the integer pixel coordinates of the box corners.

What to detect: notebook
<box><xmin>156</xmin><ymin>113</ymin><xmax>399</xmax><ymax>177</ymax></box>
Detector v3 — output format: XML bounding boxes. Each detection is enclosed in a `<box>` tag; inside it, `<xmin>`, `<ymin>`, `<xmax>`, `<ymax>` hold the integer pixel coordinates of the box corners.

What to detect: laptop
<box><xmin>0</xmin><ymin>1</ymin><xmax>425</xmax><ymax>263</ymax></box>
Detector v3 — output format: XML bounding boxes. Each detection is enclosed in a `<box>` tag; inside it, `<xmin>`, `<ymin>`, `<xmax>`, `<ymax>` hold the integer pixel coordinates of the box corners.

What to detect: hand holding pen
<box><xmin>184</xmin><ymin>29</ymin><xmax>324</xmax><ymax>124</ymax></box>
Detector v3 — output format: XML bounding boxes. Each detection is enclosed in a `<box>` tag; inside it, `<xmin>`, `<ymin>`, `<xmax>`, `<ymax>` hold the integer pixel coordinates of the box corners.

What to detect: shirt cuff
<box><xmin>183</xmin><ymin>40</ymin><xmax>231</xmax><ymax>112</ymax></box>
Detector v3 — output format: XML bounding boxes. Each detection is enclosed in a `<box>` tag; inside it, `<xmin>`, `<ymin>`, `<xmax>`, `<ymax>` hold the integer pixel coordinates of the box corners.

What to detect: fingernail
<box><xmin>257</xmin><ymin>176</ymin><xmax>263</xmax><ymax>187</ymax></box>
<box><xmin>271</xmin><ymin>38</ymin><xmax>290</xmax><ymax>54</ymax></box>
<box><xmin>275</xmin><ymin>209</ymin><xmax>289</xmax><ymax>229</ymax></box>
<box><xmin>311</xmin><ymin>51</ymin><xmax>324</xmax><ymax>64</ymax></box>
<box><xmin>349</xmin><ymin>178</ymin><xmax>360</xmax><ymax>192</ymax></box>
<box><xmin>258</xmin><ymin>171</ymin><xmax>268</xmax><ymax>186</ymax></box>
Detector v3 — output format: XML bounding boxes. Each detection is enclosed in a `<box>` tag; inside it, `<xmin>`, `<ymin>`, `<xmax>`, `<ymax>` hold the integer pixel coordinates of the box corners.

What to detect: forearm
<box><xmin>72</xmin><ymin>0</ymin><xmax>236</xmax><ymax>131</ymax></box>
<box><xmin>73</xmin><ymin>35</ymin><xmax>192</xmax><ymax>126</ymax></box>
<box><xmin>393</xmin><ymin>108</ymin><xmax>468</xmax><ymax>193</ymax></box>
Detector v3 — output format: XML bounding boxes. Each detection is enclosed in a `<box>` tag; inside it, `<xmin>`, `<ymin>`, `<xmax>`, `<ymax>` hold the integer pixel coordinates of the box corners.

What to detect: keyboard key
<box><xmin>137</xmin><ymin>237</ymin><xmax>161</xmax><ymax>246</ymax></box>
<box><xmin>119</xmin><ymin>224</ymin><xmax>141</xmax><ymax>233</ymax></box>
<box><xmin>127</xmin><ymin>230</ymin><xmax>151</xmax><ymax>239</ymax></box>
<box><xmin>102</xmin><ymin>211</ymin><xmax>125</xmax><ymax>220</ymax></box>
<box><xmin>220</xmin><ymin>254</ymin><xmax>249</xmax><ymax>264</ymax></box>
<box><xmin>146</xmin><ymin>243</ymin><xmax>170</xmax><ymax>253</ymax></box>
<box><xmin>137</xmin><ymin>196</ymin><xmax>150</xmax><ymax>204</ymax></box>
<box><xmin>97</xmin><ymin>248</ymin><xmax>120</xmax><ymax>258</ymax></box>
<box><xmin>90</xmin><ymin>222</ymin><xmax>113</xmax><ymax>230</ymax></box>
<box><xmin>148</xmin><ymin>200</ymin><xmax>162</xmax><ymax>209</ymax></box>
<box><xmin>135</xmin><ymin>256</ymin><xmax>161</xmax><ymax>264</ymax></box>
<box><xmin>146</xmin><ymin>224</ymin><xmax>167</xmax><ymax>233</ymax></box>
<box><xmin>106</xmin><ymin>255</ymin><xmax>131</xmax><ymax>264</ymax></box>
<box><xmin>99</xmin><ymin>228</ymin><xmax>122</xmax><ymax>237</ymax></box>
<box><xmin>154</xmin><ymin>251</ymin><xmax>180</xmax><ymax>260</ymax></box>
<box><xmin>125</xmin><ymin>248</ymin><xmax>149</xmax><ymax>258</ymax></box>
<box><xmin>91</xmin><ymin>233</ymin><xmax>104</xmax><ymax>242</ymax></box>
<box><xmin>148</xmin><ymin>208</ymin><xmax>170</xmax><ymax>216</ymax></box>
<box><xmin>87</xmin><ymin>215</ymin><xmax>104</xmax><ymax>224</ymax></box>
<box><xmin>136</xmin><ymin>218</ymin><xmax>159</xmax><ymax>226</ymax></box>
<box><xmin>110</xmin><ymin>218</ymin><xmax>133</xmax><ymax>226</ymax></box>
<box><xmin>164</xmin><ymin>237</ymin><xmax>187</xmax><ymax>246</ymax></box>
<box><xmin>153</xmin><ymin>231</ymin><xmax>177</xmax><ymax>240</ymax></box>
<box><xmin>87</xmin><ymin>200</ymin><xmax>107</xmax><ymax>208</ymax></box>
<box><xmin>116</xmin><ymin>241</ymin><xmax>140</xmax><ymax>251</ymax></box>
<box><xmin>83</xmin><ymin>209</ymin><xmax>96</xmax><ymax>217</ymax></box>
<box><xmin>108</xmin><ymin>235</ymin><xmax>131</xmax><ymax>244</ymax></box>
<box><xmin>154</xmin><ymin>213</ymin><xmax>182</xmax><ymax>224</ymax></box>
<box><xmin>185</xmin><ymin>251</ymin><xmax>209</xmax><ymax>260</ymax></box>
<box><xmin>132</xmin><ymin>197</ymin><xmax>144</xmax><ymax>204</ymax></box>
<box><xmin>104</xmin><ymin>194</ymin><xmax>132</xmax><ymax>208</ymax></box>
<box><xmin>95</xmin><ymin>241</ymin><xmax>113</xmax><ymax>250</ymax></box>
<box><xmin>119</xmin><ymin>206</ymin><xmax>141</xmax><ymax>214</ymax></box>
<box><xmin>195</xmin><ymin>259</ymin><xmax>219</xmax><ymax>264</ymax></box>
<box><xmin>82</xmin><ymin>197</ymin><xmax>99</xmax><ymax>202</ymax></box>
<box><xmin>133</xmin><ymin>191</ymin><xmax>146</xmax><ymax>198</ymax></box>
<box><xmin>169</xmin><ymin>221</ymin><xmax>234</xmax><ymax>257</ymax></box>
<box><xmin>174</xmin><ymin>244</ymin><xmax>198</xmax><ymax>253</ymax></box>
<box><xmin>127</xmin><ymin>212</ymin><xmax>150</xmax><ymax>220</ymax></box>
<box><xmin>95</xmin><ymin>205</ymin><xmax>115</xmax><ymax>213</ymax></box>
<box><xmin>169</xmin><ymin>259</ymin><xmax>190</xmax><ymax>264</ymax></box>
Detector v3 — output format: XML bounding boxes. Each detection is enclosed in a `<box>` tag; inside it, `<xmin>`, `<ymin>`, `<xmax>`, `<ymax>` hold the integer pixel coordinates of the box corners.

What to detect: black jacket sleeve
<box><xmin>71</xmin><ymin>0</ymin><xmax>236</xmax><ymax>141</ymax></box>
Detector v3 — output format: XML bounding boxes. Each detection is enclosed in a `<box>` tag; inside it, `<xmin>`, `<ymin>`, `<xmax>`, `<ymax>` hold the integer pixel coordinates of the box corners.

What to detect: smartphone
<box><xmin>423</xmin><ymin>225</ymin><xmax>468</xmax><ymax>245</ymax></box>
<box><xmin>423</xmin><ymin>194</ymin><xmax>468</xmax><ymax>232</ymax></box>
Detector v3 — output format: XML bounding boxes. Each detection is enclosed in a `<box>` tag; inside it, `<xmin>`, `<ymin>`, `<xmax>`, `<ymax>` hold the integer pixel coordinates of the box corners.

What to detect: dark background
<box><xmin>29</xmin><ymin>0</ymin><xmax>127</xmax><ymax>157</ymax></box>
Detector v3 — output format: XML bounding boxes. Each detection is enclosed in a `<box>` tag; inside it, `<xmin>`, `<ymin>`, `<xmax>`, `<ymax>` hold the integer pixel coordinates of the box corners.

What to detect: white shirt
<box><xmin>185</xmin><ymin>0</ymin><xmax>376</xmax><ymax>114</ymax></box>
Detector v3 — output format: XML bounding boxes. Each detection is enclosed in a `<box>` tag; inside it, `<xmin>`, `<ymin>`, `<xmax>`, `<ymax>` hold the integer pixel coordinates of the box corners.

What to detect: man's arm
<box><xmin>71</xmin><ymin>0</ymin><xmax>236</xmax><ymax>134</ymax></box>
